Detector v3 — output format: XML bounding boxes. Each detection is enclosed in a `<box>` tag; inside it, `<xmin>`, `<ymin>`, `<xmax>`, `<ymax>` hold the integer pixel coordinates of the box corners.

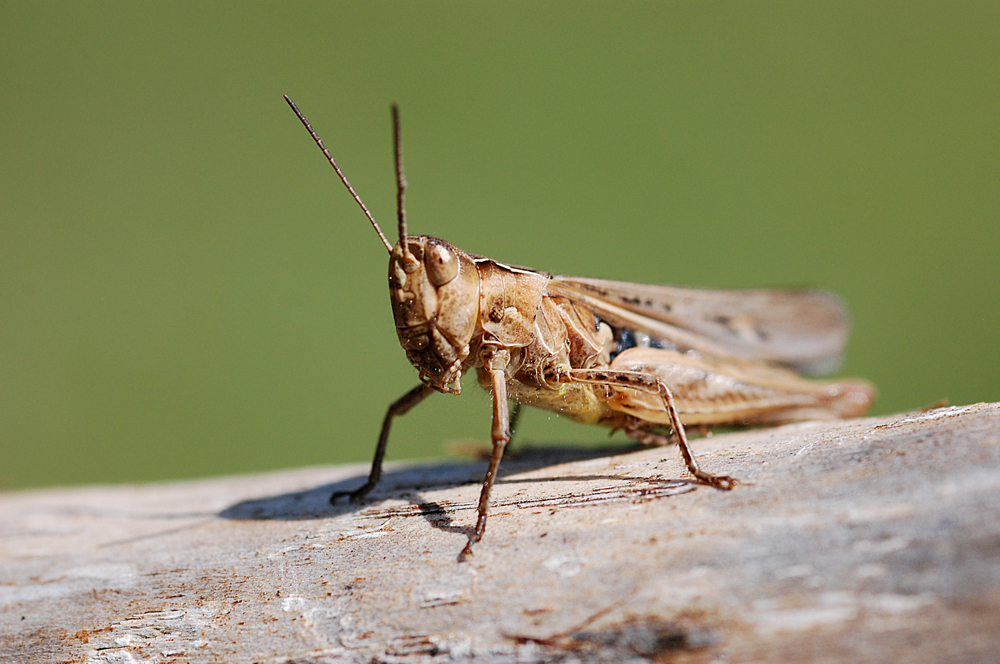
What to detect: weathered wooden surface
<box><xmin>2</xmin><ymin>403</ymin><xmax>1000</xmax><ymax>663</ymax></box>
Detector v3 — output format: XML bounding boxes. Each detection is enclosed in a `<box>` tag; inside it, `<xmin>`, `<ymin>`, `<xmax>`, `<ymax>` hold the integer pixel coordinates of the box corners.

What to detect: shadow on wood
<box><xmin>218</xmin><ymin>442</ymin><xmax>646</xmax><ymax>521</ymax></box>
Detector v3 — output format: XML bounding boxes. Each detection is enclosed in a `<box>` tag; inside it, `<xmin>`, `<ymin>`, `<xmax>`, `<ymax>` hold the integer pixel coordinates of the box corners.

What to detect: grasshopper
<box><xmin>284</xmin><ymin>96</ymin><xmax>875</xmax><ymax>558</ymax></box>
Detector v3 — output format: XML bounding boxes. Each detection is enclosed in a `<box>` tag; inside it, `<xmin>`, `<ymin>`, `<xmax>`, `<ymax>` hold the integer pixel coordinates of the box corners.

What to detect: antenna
<box><xmin>392</xmin><ymin>104</ymin><xmax>407</xmax><ymax>243</ymax></box>
<box><xmin>391</xmin><ymin>104</ymin><xmax>418</xmax><ymax>268</ymax></box>
<box><xmin>284</xmin><ymin>95</ymin><xmax>393</xmax><ymax>253</ymax></box>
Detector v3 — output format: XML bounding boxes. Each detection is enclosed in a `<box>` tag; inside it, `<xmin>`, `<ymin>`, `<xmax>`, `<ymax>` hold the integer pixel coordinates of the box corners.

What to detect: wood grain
<box><xmin>3</xmin><ymin>403</ymin><xmax>999</xmax><ymax>663</ymax></box>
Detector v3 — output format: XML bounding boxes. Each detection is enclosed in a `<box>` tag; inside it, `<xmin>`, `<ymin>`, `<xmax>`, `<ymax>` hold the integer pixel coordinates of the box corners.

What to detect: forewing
<box><xmin>604</xmin><ymin>347</ymin><xmax>874</xmax><ymax>425</ymax></box>
<box><xmin>548</xmin><ymin>276</ymin><xmax>851</xmax><ymax>375</ymax></box>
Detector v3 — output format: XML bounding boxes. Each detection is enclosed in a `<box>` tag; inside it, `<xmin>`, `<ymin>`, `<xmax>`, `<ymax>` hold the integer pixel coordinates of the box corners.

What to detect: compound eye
<box><xmin>425</xmin><ymin>241</ymin><xmax>458</xmax><ymax>286</ymax></box>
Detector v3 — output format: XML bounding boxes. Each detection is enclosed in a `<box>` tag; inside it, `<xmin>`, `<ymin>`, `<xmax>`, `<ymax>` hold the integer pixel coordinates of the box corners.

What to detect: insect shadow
<box><xmin>218</xmin><ymin>441</ymin><xmax>648</xmax><ymax>531</ymax></box>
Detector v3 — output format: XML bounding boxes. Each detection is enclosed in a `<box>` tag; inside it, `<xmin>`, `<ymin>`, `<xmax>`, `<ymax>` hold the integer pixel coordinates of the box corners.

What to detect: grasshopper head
<box><xmin>390</xmin><ymin>236</ymin><xmax>480</xmax><ymax>393</ymax></box>
<box><xmin>283</xmin><ymin>98</ymin><xmax>480</xmax><ymax>392</ymax></box>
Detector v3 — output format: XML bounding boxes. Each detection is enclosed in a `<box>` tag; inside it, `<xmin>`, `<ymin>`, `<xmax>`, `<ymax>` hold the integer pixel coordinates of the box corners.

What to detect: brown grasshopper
<box><xmin>284</xmin><ymin>96</ymin><xmax>875</xmax><ymax>558</ymax></box>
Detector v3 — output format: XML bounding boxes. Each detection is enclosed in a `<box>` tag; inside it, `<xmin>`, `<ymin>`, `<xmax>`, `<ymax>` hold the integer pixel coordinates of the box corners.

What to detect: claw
<box><xmin>330</xmin><ymin>485</ymin><xmax>373</xmax><ymax>505</ymax></box>
<box><xmin>695</xmin><ymin>473</ymin><xmax>737</xmax><ymax>490</ymax></box>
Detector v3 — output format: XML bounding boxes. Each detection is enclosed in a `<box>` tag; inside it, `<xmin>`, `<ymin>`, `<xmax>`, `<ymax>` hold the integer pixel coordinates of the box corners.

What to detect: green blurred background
<box><xmin>2</xmin><ymin>3</ymin><xmax>997</xmax><ymax>491</ymax></box>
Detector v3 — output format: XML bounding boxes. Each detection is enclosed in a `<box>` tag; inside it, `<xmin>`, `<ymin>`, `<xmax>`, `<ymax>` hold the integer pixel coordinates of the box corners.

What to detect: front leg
<box><xmin>331</xmin><ymin>383</ymin><xmax>434</xmax><ymax>504</ymax></box>
<box><xmin>561</xmin><ymin>369</ymin><xmax>737</xmax><ymax>490</ymax></box>
<box><xmin>460</xmin><ymin>349</ymin><xmax>511</xmax><ymax>559</ymax></box>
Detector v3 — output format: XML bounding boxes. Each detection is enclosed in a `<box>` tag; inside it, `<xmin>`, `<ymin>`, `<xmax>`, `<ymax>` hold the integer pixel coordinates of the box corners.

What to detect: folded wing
<box><xmin>547</xmin><ymin>276</ymin><xmax>851</xmax><ymax>375</ymax></box>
